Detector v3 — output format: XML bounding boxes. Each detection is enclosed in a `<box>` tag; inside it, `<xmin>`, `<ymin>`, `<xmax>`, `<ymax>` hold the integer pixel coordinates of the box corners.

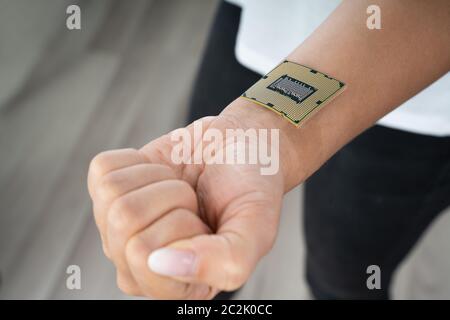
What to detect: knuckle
<box><xmin>89</xmin><ymin>148</ymin><xmax>140</xmax><ymax>177</ymax></box>
<box><xmin>170</xmin><ymin>208</ymin><xmax>200</xmax><ymax>229</ymax></box>
<box><xmin>150</xmin><ymin>163</ymin><xmax>177</xmax><ymax>178</ymax></box>
<box><xmin>223</xmin><ymin>261</ymin><xmax>248</xmax><ymax>291</ymax></box>
<box><xmin>141</xmin><ymin>279</ymin><xmax>192</xmax><ymax>300</ymax></box>
<box><xmin>125</xmin><ymin>236</ymin><xmax>148</xmax><ymax>271</ymax></box>
<box><xmin>170</xmin><ymin>180</ymin><xmax>197</xmax><ymax>206</ymax></box>
<box><xmin>108</xmin><ymin>196</ymin><xmax>136</xmax><ymax>233</ymax></box>
<box><xmin>102</xmin><ymin>242</ymin><xmax>111</xmax><ymax>260</ymax></box>
<box><xmin>173</xmin><ymin>283</ymin><xmax>196</xmax><ymax>300</ymax></box>
<box><xmin>89</xmin><ymin>151</ymin><xmax>112</xmax><ymax>177</ymax></box>
<box><xmin>168</xmin><ymin>209</ymin><xmax>210</xmax><ymax>236</ymax></box>
<box><xmin>220</xmin><ymin>235</ymin><xmax>250</xmax><ymax>291</ymax></box>
<box><xmin>116</xmin><ymin>273</ymin><xmax>140</xmax><ymax>296</ymax></box>
<box><xmin>97</xmin><ymin>172</ymin><xmax>123</xmax><ymax>202</ymax></box>
<box><xmin>261</xmin><ymin>229</ymin><xmax>277</xmax><ymax>255</ymax></box>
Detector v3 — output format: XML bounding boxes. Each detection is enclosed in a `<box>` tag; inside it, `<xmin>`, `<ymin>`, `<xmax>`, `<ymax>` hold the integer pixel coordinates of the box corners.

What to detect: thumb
<box><xmin>146</xmin><ymin>200</ymin><xmax>281</xmax><ymax>291</ymax></box>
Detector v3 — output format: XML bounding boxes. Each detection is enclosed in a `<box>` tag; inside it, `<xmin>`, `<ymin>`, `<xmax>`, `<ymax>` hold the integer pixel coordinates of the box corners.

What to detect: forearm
<box><xmin>221</xmin><ymin>0</ymin><xmax>450</xmax><ymax>191</ymax></box>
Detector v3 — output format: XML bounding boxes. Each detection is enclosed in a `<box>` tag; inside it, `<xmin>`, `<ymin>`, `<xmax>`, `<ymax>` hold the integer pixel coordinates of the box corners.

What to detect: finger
<box><xmin>87</xmin><ymin>149</ymin><xmax>159</xmax><ymax>295</ymax></box>
<box><xmin>93</xmin><ymin>202</ymin><xmax>111</xmax><ymax>258</ymax></box>
<box><xmin>147</xmin><ymin>199</ymin><xmax>280</xmax><ymax>291</ymax></box>
<box><xmin>116</xmin><ymin>270</ymin><xmax>143</xmax><ymax>297</ymax></box>
<box><xmin>95</xmin><ymin>163</ymin><xmax>176</xmax><ymax>203</ymax></box>
<box><xmin>89</xmin><ymin>148</ymin><xmax>148</xmax><ymax>238</ymax></box>
<box><xmin>93</xmin><ymin>163</ymin><xmax>176</xmax><ymax>259</ymax></box>
<box><xmin>125</xmin><ymin>208</ymin><xmax>214</xmax><ymax>299</ymax></box>
<box><xmin>104</xmin><ymin>173</ymin><xmax>192</xmax><ymax>297</ymax></box>
<box><xmin>106</xmin><ymin>179</ymin><xmax>198</xmax><ymax>285</ymax></box>
<box><xmin>93</xmin><ymin>164</ymin><xmax>176</xmax><ymax>242</ymax></box>
<box><xmin>88</xmin><ymin>148</ymin><xmax>148</xmax><ymax>199</ymax></box>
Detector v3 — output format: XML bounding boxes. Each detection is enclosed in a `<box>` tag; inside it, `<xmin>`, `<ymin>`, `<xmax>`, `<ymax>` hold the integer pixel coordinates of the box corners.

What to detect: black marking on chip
<box><xmin>267</xmin><ymin>75</ymin><xmax>317</xmax><ymax>104</ymax></box>
<box><xmin>267</xmin><ymin>103</ymin><xmax>274</xmax><ymax>107</ymax></box>
<box><xmin>316</xmin><ymin>100</ymin><xmax>322</xmax><ymax>105</ymax></box>
<box><xmin>310</xmin><ymin>69</ymin><xmax>318</xmax><ymax>74</ymax></box>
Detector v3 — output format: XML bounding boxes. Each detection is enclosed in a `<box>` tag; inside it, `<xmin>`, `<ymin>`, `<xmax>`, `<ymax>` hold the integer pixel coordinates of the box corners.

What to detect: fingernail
<box><xmin>147</xmin><ymin>248</ymin><xmax>196</xmax><ymax>277</ymax></box>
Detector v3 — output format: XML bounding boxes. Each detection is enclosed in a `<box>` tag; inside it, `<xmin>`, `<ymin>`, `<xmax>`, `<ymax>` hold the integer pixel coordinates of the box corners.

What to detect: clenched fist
<box><xmin>87</xmin><ymin>99</ymin><xmax>302</xmax><ymax>299</ymax></box>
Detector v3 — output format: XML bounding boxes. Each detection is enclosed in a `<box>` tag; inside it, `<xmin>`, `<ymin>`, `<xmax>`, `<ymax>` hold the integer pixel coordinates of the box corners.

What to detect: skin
<box><xmin>87</xmin><ymin>0</ymin><xmax>450</xmax><ymax>299</ymax></box>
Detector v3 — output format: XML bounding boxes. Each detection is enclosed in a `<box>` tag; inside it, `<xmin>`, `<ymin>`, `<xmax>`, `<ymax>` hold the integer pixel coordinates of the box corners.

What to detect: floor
<box><xmin>0</xmin><ymin>0</ymin><xmax>449</xmax><ymax>300</ymax></box>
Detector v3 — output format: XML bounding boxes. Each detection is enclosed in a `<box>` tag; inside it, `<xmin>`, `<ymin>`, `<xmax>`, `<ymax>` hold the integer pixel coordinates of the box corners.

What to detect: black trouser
<box><xmin>187</xmin><ymin>1</ymin><xmax>450</xmax><ymax>299</ymax></box>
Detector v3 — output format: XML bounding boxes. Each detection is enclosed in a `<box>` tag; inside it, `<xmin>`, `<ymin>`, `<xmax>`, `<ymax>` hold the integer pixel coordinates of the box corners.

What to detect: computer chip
<box><xmin>241</xmin><ymin>60</ymin><xmax>346</xmax><ymax>126</ymax></box>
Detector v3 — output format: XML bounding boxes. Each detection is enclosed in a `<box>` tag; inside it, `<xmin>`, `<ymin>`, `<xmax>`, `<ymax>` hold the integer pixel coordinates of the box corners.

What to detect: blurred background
<box><xmin>0</xmin><ymin>0</ymin><xmax>449</xmax><ymax>299</ymax></box>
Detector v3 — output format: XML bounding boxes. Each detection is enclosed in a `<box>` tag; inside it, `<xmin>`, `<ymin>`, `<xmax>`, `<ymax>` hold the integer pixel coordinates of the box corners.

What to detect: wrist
<box><xmin>220</xmin><ymin>98</ymin><xmax>309</xmax><ymax>192</ymax></box>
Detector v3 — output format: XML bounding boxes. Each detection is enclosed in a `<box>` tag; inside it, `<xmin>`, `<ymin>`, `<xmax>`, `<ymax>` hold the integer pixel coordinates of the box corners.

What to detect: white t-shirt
<box><xmin>227</xmin><ymin>0</ymin><xmax>450</xmax><ymax>137</ymax></box>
